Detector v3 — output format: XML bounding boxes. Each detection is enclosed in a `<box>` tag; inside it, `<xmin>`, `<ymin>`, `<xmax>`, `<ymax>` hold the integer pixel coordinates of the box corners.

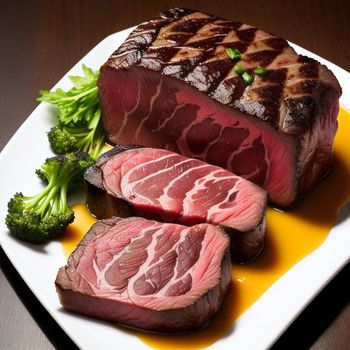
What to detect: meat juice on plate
<box><xmin>60</xmin><ymin>107</ymin><xmax>350</xmax><ymax>349</ymax></box>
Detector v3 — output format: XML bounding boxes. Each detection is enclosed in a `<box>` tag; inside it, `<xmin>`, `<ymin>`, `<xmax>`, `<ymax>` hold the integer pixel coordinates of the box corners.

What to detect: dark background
<box><xmin>1</xmin><ymin>1</ymin><xmax>350</xmax><ymax>349</ymax></box>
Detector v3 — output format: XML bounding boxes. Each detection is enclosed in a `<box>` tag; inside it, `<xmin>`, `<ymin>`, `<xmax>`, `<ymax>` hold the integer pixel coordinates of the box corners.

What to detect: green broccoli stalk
<box><xmin>38</xmin><ymin>64</ymin><xmax>105</xmax><ymax>159</ymax></box>
<box><xmin>5</xmin><ymin>151</ymin><xmax>94</xmax><ymax>244</ymax></box>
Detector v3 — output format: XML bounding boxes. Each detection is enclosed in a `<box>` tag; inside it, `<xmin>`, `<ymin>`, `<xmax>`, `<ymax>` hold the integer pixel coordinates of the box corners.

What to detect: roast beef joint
<box><xmin>98</xmin><ymin>8</ymin><xmax>341</xmax><ymax>208</ymax></box>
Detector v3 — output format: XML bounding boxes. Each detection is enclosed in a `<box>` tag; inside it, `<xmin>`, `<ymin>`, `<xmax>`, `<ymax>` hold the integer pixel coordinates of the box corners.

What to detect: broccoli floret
<box><xmin>47</xmin><ymin>111</ymin><xmax>105</xmax><ymax>160</ymax></box>
<box><xmin>47</xmin><ymin>125</ymin><xmax>77</xmax><ymax>155</ymax></box>
<box><xmin>5</xmin><ymin>151</ymin><xmax>94</xmax><ymax>244</ymax></box>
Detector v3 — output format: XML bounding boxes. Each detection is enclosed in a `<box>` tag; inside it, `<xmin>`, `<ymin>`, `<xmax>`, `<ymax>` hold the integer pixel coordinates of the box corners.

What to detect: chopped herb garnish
<box><xmin>225</xmin><ymin>48</ymin><xmax>241</xmax><ymax>60</ymax></box>
<box><xmin>234</xmin><ymin>64</ymin><xmax>245</xmax><ymax>75</ymax></box>
<box><xmin>254</xmin><ymin>66</ymin><xmax>268</xmax><ymax>76</ymax></box>
<box><xmin>242</xmin><ymin>71</ymin><xmax>253</xmax><ymax>84</ymax></box>
<box><xmin>226</xmin><ymin>48</ymin><xmax>265</xmax><ymax>84</ymax></box>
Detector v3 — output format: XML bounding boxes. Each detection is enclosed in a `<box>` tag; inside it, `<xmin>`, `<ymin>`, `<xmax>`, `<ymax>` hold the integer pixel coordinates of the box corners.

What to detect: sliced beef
<box><xmin>84</xmin><ymin>145</ymin><xmax>267</xmax><ymax>263</ymax></box>
<box><xmin>98</xmin><ymin>8</ymin><xmax>341</xmax><ymax>208</ymax></box>
<box><xmin>55</xmin><ymin>216</ymin><xmax>231</xmax><ymax>333</ymax></box>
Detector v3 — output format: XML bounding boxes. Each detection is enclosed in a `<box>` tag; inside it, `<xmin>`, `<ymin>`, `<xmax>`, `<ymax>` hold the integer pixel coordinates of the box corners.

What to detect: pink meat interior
<box><xmin>99</xmin><ymin>67</ymin><xmax>295</xmax><ymax>206</ymax></box>
<box><xmin>101</xmin><ymin>148</ymin><xmax>266</xmax><ymax>231</ymax></box>
<box><xmin>74</xmin><ymin>217</ymin><xmax>229</xmax><ymax>309</ymax></box>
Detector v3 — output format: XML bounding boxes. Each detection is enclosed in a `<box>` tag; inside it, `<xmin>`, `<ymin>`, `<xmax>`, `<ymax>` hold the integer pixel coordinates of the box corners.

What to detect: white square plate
<box><xmin>0</xmin><ymin>27</ymin><xmax>350</xmax><ymax>349</ymax></box>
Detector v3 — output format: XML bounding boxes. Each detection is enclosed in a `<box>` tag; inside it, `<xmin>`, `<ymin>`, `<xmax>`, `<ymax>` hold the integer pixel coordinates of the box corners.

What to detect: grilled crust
<box><xmin>222</xmin><ymin>212</ymin><xmax>266</xmax><ymax>263</ymax></box>
<box><xmin>101</xmin><ymin>8</ymin><xmax>341</xmax><ymax>136</ymax></box>
<box><xmin>84</xmin><ymin>145</ymin><xmax>141</xmax><ymax>219</ymax></box>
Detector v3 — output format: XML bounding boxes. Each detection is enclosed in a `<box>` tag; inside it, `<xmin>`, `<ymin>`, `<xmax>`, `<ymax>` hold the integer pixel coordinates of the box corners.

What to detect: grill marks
<box><xmin>109</xmin><ymin>8</ymin><xmax>193</xmax><ymax>69</ymax></box>
<box><xmin>270</xmin><ymin>54</ymin><xmax>327</xmax><ymax>133</ymax></box>
<box><xmin>113</xmin><ymin>9</ymin><xmax>340</xmax><ymax>134</ymax></box>
<box><xmin>104</xmin><ymin>8</ymin><xmax>341</xmax><ymax>134</ymax></box>
<box><xmin>162</xmin><ymin>20</ymin><xmax>253</xmax><ymax>95</ymax></box>
<box><xmin>241</xmin><ymin>69</ymin><xmax>288</xmax><ymax>129</ymax></box>
<box><xmin>142</xmin><ymin>13</ymin><xmax>217</xmax><ymax>79</ymax></box>
<box><xmin>138</xmin><ymin>12</ymin><xmax>296</xmax><ymax>117</ymax></box>
<box><xmin>140</xmin><ymin>14</ymin><xmax>251</xmax><ymax>96</ymax></box>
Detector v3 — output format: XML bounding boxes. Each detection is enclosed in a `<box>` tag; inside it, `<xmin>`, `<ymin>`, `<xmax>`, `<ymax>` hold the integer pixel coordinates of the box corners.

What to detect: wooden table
<box><xmin>1</xmin><ymin>1</ymin><xmax>349</xmax><ymax>349</ymax></box>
